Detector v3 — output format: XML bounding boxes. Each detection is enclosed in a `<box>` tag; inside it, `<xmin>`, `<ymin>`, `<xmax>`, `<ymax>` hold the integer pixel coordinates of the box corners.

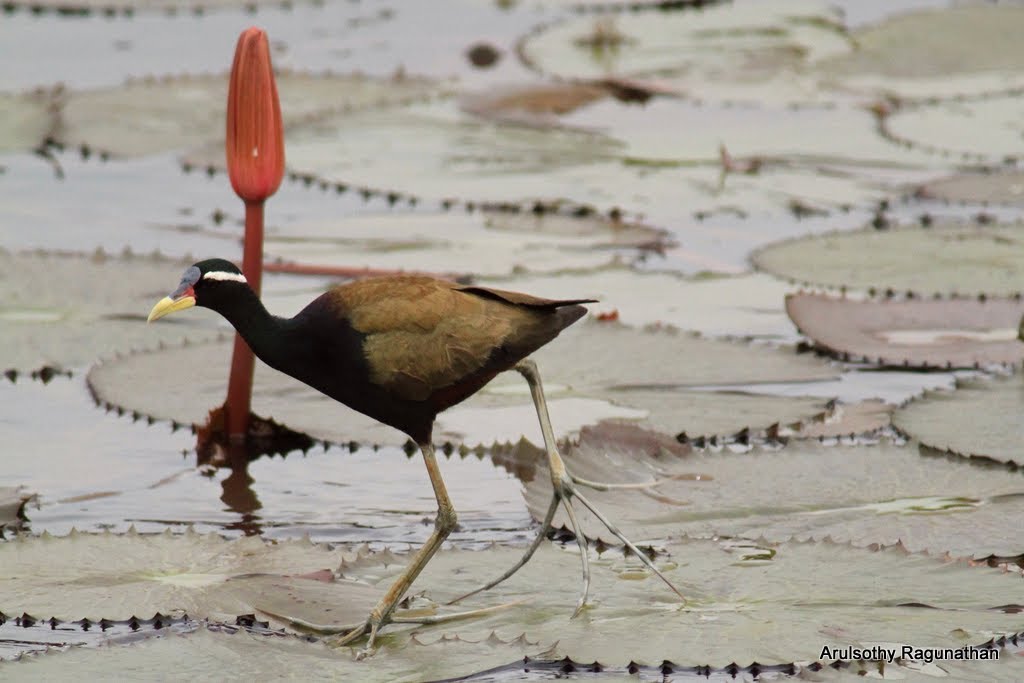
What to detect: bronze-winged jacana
<box><xmin>148</xmin><ymin>258</ymin><xmax>684</xmax><ymax>654</ymax></box>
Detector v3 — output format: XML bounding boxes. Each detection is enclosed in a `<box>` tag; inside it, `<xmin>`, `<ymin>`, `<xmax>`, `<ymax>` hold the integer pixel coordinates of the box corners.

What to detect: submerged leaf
<box><xmin>753</xmin><ymin>221</ymin><xmax>1024</xmax><ymax>296</ymax></box>
<box><xmin>785</xmin><ymin>292</ymin><xmax>1024</xmax><ymax>368</ymax></box>
<box><xmin>894</xmin><ymin>376</ymin><xmax>1024</xmax><ymax>468</ymax></box>
<box><xmin>524</xmin><ymin>425</ymin><xmax>1024</xmax><ymax>559</ymax></box>
<box><xmin>87</xmin><ymin>319</ymin><xmax>838</xmax><ymax>448</ymax></box>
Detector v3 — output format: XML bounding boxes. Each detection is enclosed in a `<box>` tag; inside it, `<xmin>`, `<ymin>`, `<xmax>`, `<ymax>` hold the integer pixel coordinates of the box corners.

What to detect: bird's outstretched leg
<box><xmin>449</xmin><ymin>359</ymin><xmax>686</xmax><ymax>611</ymax></box>
<box><xmin>332</xmin><ymin>441</ymin><xmax>456</xmax><ymax>658</ymax></box>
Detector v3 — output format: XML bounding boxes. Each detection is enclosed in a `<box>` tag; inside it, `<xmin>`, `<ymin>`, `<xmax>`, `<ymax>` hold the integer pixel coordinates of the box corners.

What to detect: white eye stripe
<box><xmin>203</xmin><ymin>271</ymin><xmax>247</xmax><ymax>283</ymax></box>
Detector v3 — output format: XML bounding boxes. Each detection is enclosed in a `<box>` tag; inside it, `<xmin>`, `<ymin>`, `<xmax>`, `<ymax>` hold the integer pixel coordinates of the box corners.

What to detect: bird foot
<box><xmin>329</xmin><ymin>618</ymin><xmax>381</xmax><ymax>658</ymax></box>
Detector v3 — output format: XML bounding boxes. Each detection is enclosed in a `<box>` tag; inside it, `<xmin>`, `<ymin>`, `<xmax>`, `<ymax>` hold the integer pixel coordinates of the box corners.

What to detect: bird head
<box><xmin>147</xmin><ymin>259</ymin><xmax>248</xmax><ymax>322</ymax></box>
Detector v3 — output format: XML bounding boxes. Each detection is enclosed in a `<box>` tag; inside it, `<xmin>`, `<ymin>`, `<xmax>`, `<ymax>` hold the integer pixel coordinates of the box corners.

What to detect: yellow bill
<box><xmin>147</xmin><ymin>294</ymin><xmax>196</xmax><ymax>323</ymax></box>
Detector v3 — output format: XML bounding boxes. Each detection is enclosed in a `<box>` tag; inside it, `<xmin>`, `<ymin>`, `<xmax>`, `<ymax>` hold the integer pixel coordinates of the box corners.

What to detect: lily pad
<box><xmin>4</xmin><ymin>532</ymin><xmax>1021</xmax><ymax>671</ymax></box>
<box><xmin>785</xmin><ymin>292</ymin><xmax>1024</xmax><ymax>368</ymax></box>
<box><xmin>57</xmin><ymin>71</ymin><xmax>443</xmax><ymax>159</ymax></box>
<box><xmin>87</xmin><ymin>318</ymin><xmax>839</xmax><ymax>448</ymax></box>
<box><xmin>0</xmin><ymin>89</ymin><xmax>59</xmax><ymax>155</ymax></box>
<box><xmin>263</xmin><ymin>209</ymin><xmax>669</xmax><ymax>279</ymax></box>
<box><xmin>277</xmin><ymin>96</ymin><xmax>884</xmax><ymax>225</ymax></box>
<box><xmin>817</xmin><ymin>5</ymin><xmax>1024</xmax><ymax>100</ymax></box>
<box><xmin>0</xmin><ymin>250</ymin><xmax>216</xmax><ymax>373</ymax></box>
<box><xmin>894</xmin><ymin>376</ymin><xmax>1024</xmax><ymax>468</ymax></box>
<box><xmin>4</xmin><ymin>0</ymin><xmax>329</xmax><ymax>13</ymax></box>
<box><xmin>519</xmin><ymin>0</ymin><xmax>851</xmax><ymax>105</ymax></box>
<box><xmin>0</xmin><ymin>529</ymin><xmax>378</xmax><ymax>623</ymax></box>
<box><xmin>752</xmin><ymin>221</ymin><xmax>1024</xmax><ymax>296</ymax></box>
<box><xmin>5</xmin><ymin>624</ymin><xmax>543</xmax><ymax>682</ymax></box>
<box><xmin>915</xmin><ymin>171</ymin><xmax>1024</xmax><ymax>206</ymax></box>
<box><xmin>885</xmin><ymin>95</ymin><xmax>1024</xmax><ymax>165</ymax></box>
<box><xmin>524</xmin><ymin>425</ymin><xmax>1024</xmax><ymax>559</ymax></box>
<box><xmin>479</xmin><ymin>269</ymin><xmax>798</xmax><ymax>340</ymax></box>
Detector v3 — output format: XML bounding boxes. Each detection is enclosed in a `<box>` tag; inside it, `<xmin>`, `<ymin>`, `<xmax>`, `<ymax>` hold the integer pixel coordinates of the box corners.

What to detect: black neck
<box><xmin>205</xmin><ymin>283</ymin><xmax>297</xmax><ymax>371</ymax></box>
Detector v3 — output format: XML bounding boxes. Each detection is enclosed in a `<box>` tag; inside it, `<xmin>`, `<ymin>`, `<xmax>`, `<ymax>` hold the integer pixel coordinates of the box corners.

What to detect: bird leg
<box><xmin>449</xmin><ymin>359</ymin><xmax>686</xmax><ymax>611</ymax></box>
<box><xmin>332</xmin><ymin>441</ymin><xmax>457</xmax><ymax>658</ymax></box>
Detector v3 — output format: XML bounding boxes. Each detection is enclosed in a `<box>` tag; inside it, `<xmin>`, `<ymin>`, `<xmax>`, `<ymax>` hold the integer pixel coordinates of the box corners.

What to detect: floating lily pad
<box><xmin>87</xmin><ymin>319</ymin><xmax>839</xmax><ymax>448</ymax></box>
<box><xmin>58</xmin><ymin>71</ymin><xmax>442</xmax><ymax>159</ymax></box>
<box><xmin>5</xmin><ymin>624</ymin><xmax>543</xmax><ymax>682</ymax></box>
<box><xmin>263</xmin><ymin>209</ymin><xmax>669</xmax><ymax>279</ymax></box>
<box><xmin>479</xmin><ymin>269</ymin><xmax>798</xmax><ymax>340</ymax></box>
<box><xmin>817</xmin><ymin>5</ymin><xmax>1024</xmax><ymax>100</ymax></box>
<box><xmin>459</xmin><ymin>82</ymin><xmax>611</xmax><ymax>127</ymax></box>
<box><xmin>0</xmin><ymin>529</ymin><xmax>379</xmax><ymax>623</ymax></box>
<box><xmin>4</xmin><ymin>0</ymin><xmax>330</xmax><ymax>13</ymax></box>
<box><xmin>885</xmin><ymin>95</ymin><xmax>1024</xmax><ymax>165</ymax></box>
<box><xmin>276</xmin><ymin>97</ymin><xmax>883</xmax><ymax>223</ymax></box>
<box><xmin>894</xmin><ymin>376</ymin><xmax>1024</xmax><ymax>468</ymax></box>
<box><xmin>3</xmin><ymin>532</ymin><xmax>1021</xmax><ymax>670</ymax></box>
<box><xmin>785</xmin><ymin>292</ymin><xmax>1024</xmax><ymax>368</ymax></box>
<box><xmin>0</xmin><ymin>250</ymin><xmax>217</xmax><ymax>373</ymax></box>
<box><xmin>915</xmin><ymin>171</ymin><xmax>1024</xmax><ymax>206</ymax></box>
<box><xmin>524</xmin><ymin>426</ymin><xmax>1024</xmax><ymax>558</ymax></box>
<box><xmin>0</xmin><ymin>89</ymin><xmax>59</xmax><ymax>155</ymax></box>
<box><xmin>752</xmin><ymin>221</ymin><xmax>1024</xmax><ymax>296</ymax></box>
<box><xmin>520</xmin><ymin>0</ymin><xmax>851</xmax><ymax>105</ymax></box>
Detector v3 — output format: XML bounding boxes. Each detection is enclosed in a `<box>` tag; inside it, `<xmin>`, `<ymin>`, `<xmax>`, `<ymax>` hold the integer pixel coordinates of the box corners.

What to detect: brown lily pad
<box><xmin>785</xmin><ymin>292</ymin><xmax>1024</xmax><ymax>369</ymax></box>
<box><xmin>915</xmin><ymin>171</ymin><xmax>1024</xmax><ymax>206</ymax></box>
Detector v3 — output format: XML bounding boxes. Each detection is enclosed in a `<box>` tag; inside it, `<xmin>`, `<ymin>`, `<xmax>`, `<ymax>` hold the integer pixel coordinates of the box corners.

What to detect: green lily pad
<box><xmin>785</xmin><ymin>292</ymin><xmax>1024</xmax><ymax>368</ymax></box>
<box><xmin>263</xmin><ymin>209</ymin><xmax>669</xmax><ymax>279</ymax></box>
<box><xmin>885</xmin><ymin>95</ymin><xmax>1024</xmax><ymax>165</ymax></box>
<box><xmin>0</xmin><ymin>89</ymin><xmax>59</xmax><ymax>155</ymax></box>
<box><xmin>87</xmin><ymin>317</ymin><xmax>839</xmax><ymax>448</ymax></box>
<box><xmin>58</xmin><ymin>71</ymin><xmax>443</xmax><ymax>159</ymax></box>
<box><xmin>752</xmin><ymin>221</ymin><xmax>1024</xmax><ymax>296</ymax></box>
<box><xmin>519</xmin><ymin>0</ymin><xmax>851</xmax><ymax>105</ymax></box>
<box><xmin>894</xmin><ymin>376</ymin><xmax>1024</xmax><ymax>468</ymax></box>
<box><xmin>817</xmin><ymin>5</ymin><xmax>1024</xmax><ymax>100</ymax></box>
<box><xmin>524</xmin><ymin>425</ymin><xmax>1024</xmax><ymax>559</ymax></box>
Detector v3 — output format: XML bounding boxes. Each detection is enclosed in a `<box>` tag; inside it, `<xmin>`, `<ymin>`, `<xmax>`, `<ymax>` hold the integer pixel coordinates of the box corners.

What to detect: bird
<box><xmin>148</xmin><ymin>258</ymin><xmax>684</xmax><ymax>654</ymax></box>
